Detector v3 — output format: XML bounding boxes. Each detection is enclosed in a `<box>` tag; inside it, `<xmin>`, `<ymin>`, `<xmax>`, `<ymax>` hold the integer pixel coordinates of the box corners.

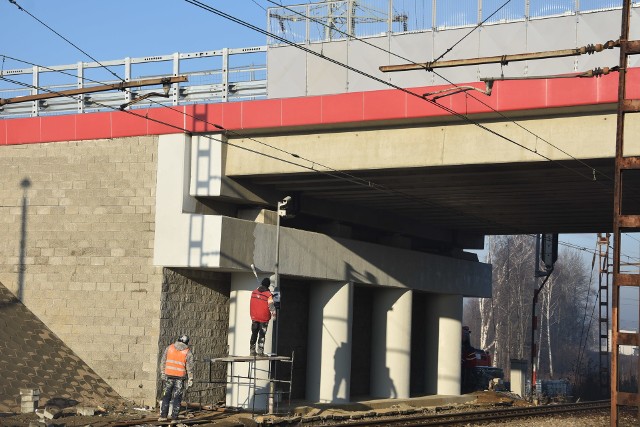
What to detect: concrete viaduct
<box><xmin>1</xmin><ymin>4</ymin><xmax>638</xmax><ymax>412</ymax></box>
<box><xmin>0</xmin><ymin>67</ymin><xmax>634</xmax><ymax>409</ymax></box>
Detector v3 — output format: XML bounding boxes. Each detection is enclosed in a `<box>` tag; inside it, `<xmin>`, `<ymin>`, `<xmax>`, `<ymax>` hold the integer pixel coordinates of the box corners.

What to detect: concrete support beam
<box><xmin>226</xmin><ymin>272</ymin><xmax>273</xmax><ymax>410</ymax></box>
<box><xmin>371</xmin><ymin>288</ymin><xmax>412</xmax><ymax>399</ymax></box>
<box><xmin>425</xmin><ymin>294</ymin><xmax>463</xmax><ymax>395</ymax></box>
<box><xmin>307</xmin><ymin>281</ymin><xmax>353</xmax><ymax>403</ymax></box>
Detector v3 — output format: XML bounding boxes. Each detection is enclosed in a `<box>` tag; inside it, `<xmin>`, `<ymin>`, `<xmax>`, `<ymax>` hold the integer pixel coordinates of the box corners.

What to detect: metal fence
<box><xmin>0</xmin><ymin>46</ymin><xmax>267</xmax><ymax>118</ymax></box>
<box><xmin>267</xmin><ymin>0</ymin><xmax>635</xmax><ymax>44</ymax></box>
<box><xmin>1</xmin><ymin>1</ymin><xmax>633</xmax><ymax>118</ymax></box>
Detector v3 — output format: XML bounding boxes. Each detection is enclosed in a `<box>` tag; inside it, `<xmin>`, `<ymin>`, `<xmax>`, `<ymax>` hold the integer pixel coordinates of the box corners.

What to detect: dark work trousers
<box><xmin>250</xmin><ymin>321</ymin><xmax>269</xmax><ymax>353</ymax></box>
<box><xmin>160</xmin><ymin>376</ymin><xmax>186</xmax><ymax>419</ymax></box>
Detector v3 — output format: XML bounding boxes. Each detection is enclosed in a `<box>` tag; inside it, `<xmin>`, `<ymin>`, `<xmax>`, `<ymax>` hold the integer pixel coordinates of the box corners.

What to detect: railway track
<box><xmin>314</xmin><ymin>400</ymin><xmax>610</xmax><ymax>427</ymax></box>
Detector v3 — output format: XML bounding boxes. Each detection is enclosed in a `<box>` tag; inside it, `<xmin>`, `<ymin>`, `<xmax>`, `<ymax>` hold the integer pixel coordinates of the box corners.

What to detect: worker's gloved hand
<box><xmin>161</xmin><ymin>374</ymin><xmax>167</xmax><ymax>381</ymax></box>
<box><xmin>187</xmin><ymin>378</ymin><xmax>193</xmax><ymax>388</ymax></box>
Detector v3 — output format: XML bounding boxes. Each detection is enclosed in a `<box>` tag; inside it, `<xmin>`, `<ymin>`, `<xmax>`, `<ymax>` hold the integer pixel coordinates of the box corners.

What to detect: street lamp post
<box><xmin>269</xmin><ymin>196</ymin><xmax>292</xmax><ymax>414</ymax></box>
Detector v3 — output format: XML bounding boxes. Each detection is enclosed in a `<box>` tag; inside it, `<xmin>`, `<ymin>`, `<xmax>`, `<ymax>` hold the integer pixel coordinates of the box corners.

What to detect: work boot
<box><xmin>257</xmin><ymin>347</ymin><xmax>264</xmax><ymax>356</ymax></box>
<box><xmin>250</xmin><ymin>346</ymin><xmax>256</xmax><ymax>356</ymax></box>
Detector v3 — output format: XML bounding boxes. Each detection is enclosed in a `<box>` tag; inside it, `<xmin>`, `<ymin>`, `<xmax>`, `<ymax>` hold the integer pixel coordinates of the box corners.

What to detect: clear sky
<box><xmin>0</xmin><ymin>0</ymin><xmax>293</xmax><ymax>70</ymax></box>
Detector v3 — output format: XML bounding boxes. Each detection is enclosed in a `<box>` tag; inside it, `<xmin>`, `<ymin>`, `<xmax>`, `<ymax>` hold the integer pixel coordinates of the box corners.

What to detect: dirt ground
<box><xmin>0</xmin><ymin>390</ymin><xmax>534</xmax><ymax>426</ymax></box>
<box><xmin>0</xmin><ymin>405</ymin><xmax>254</xmax><ymax>426</ymax></box>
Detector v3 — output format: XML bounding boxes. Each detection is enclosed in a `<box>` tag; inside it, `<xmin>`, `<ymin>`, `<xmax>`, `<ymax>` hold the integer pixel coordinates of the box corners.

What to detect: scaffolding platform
<box><xmin>208</xmin><ymin>352</ymin><xmax>294</xmax><ymax>415</ymax></box>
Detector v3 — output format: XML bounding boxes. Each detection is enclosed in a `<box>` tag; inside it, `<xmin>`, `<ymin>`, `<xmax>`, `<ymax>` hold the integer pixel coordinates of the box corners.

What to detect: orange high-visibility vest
<box><xmin>164</xmin><ymin>344</ymin><xmax>189</xmax><ymax>378</ymax></box>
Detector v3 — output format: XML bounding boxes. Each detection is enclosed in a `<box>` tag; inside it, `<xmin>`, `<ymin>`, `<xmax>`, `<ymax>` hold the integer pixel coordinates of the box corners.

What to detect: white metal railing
<box><xmin>0</xmin><ymin>46</ymin><xmax>267</xmax><ymax>118</ymax></box>
<box><xmin>268</xmin><ymin>0</ymin><xmax>632</xmax><ymax>44</ymax></box>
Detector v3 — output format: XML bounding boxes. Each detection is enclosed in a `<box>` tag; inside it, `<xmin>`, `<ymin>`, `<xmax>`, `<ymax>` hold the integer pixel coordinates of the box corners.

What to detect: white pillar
<box><xmin>371</xmin><ymin>289</ymin><xmax>412</xmax><ymax>398</ymax></box>
<box><xmin>306</xmin><ymin>281</ymin><xmax>353</xmax><ymax>403</ymax></box>
<box><xmin>425</xmin><ymin>294</ymin><xmax>463</xmax><ymax>395</ymax></box>
<box><xmin>226</xmin><ymin>272</ymin><xmax>273</xmax><ymax>410</ymax></box>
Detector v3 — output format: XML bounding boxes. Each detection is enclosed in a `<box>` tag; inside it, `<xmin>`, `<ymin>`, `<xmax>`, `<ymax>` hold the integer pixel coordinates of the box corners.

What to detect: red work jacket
<box><xmin>250</xmin><ymin>287</ymin><xmax>273</xmax><ymax>322</ymax></box>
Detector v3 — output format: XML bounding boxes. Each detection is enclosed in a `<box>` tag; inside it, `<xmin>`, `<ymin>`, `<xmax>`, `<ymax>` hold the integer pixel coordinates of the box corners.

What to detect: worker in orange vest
<box><xmin>158</xmin><ymin>335</ymin><xmax>194</xmax><ymax>422</ymax></box>
<box><xmin>249</xmin><ymin>277</ymin><xmax>276</xmax><ymax>356</ymax></box>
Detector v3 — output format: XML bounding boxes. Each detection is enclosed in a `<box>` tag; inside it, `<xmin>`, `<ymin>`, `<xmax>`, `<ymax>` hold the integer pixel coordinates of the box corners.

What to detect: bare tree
<box><xmin>464</xmin><ymin>235</ymin><xmax>595</xmax><ymax>384</ymax></box>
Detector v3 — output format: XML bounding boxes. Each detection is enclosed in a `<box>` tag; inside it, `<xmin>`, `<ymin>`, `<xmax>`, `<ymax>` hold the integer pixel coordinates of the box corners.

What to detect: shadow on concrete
<box><xmin>0</xmin><ymin>281</ymin><xmax>125</xmax><ymax>413</ymax></box>
<box><xmin>17</xmin><ymin>177</ymin><xmax>31</xmax><ymax>302</ymax></box>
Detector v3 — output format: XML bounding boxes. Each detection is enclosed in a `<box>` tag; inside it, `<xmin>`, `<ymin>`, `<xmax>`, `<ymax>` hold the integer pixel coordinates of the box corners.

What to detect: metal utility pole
<box><xmin>531</xmin><ymin>234</ymin><xmax>557</xmax><ymax>400</ymax></box>
<box><xmin>269</xmin><ymin>195</ymin><xmax>294</xmax><ymax>414</ymax></box>
<box><xmin>611</xmin><ymin>1</ymin><xmax>640</xmax><ymax>424</ymax></box>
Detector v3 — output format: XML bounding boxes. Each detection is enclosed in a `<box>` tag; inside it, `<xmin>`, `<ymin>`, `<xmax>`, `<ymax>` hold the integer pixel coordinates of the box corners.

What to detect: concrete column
<box><xmin>510</xmin><ymin>359</ymin><xmax>527</xmax><ymax>397</ymax></box>
<box><xmin>425</xmin><ymin>294</ymin><xmax>463</xmax><ymax>395</ymax></box>
<box><xmin>371</xmin><ymin>289</ymin><xmax>412</xmax><ymax>398</ymax></box>
<box><xmin>306</xmin><ymin>281</ymin><xmax>353</xmax><ymax>403</ymax></box>
<box><xmin>226</xmin><ymin>272</ymin><xmax>273</xmax><ymax>410</ymax></box>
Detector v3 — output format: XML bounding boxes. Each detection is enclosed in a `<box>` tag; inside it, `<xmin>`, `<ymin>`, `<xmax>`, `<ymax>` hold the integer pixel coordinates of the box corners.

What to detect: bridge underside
<box><xmin>235</xmin><ymin>158</ymin><xmax>624</xmax><ymax>236</ymax></box>
<box><xmin>217</xmin><ymin>108</ymin><xmax>640</xmax><ymax>241</ymax></box>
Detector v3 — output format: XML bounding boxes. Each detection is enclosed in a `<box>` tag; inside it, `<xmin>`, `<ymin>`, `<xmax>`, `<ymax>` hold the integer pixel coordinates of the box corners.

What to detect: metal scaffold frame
<box><xmin>209</xmin><ymin>353</ymin><xmax>294</xmax><ymax>416</ymax></box>
<box><xmin>612</xmin><ymin>1</ymin><xmax>640</xmax><ymax>425</ymax></box>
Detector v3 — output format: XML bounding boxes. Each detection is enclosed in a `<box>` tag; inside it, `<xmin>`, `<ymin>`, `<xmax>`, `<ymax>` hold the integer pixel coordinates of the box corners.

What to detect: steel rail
<box><xmin>315</xmin><ymin>400</ymin><xmax>610</xmax><ymax>427</ymax></box>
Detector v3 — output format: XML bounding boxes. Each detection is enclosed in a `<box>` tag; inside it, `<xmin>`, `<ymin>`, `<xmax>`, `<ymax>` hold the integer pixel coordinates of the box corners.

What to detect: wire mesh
<box><xmin>435</xmin><ymin>0</ymin><xmax>478</xmax><ymax>29</ymax></box>
<box><xmin>391</xmin><ymin>0</ymin><xmax>432</xmax><ymax>32</ymax></box>
<box><xmin>482</xmin><ymin>0</ymin><xmax>526</xmax><ymax>23</ymax></box>
<box><xmin>268</xmin><ymin>4</ymin><xmax>308</xmax><ymax>44</ymax></box>
<box><xmin>351</xmin><ymin>0</ymin><xmax>391</xmax><ymax>37</ymax></box>
<box><xmin>309</xmin><ymin>1</ymin><xmax>350</xmax><ymax>42</ymax></box>
<box><xmin>529</xmin><ymin>0</ymin><xmax>575</xmax><ymax>18</ymax></box>
<box><xmin>265</xmin><ymin>0</ymin><xmax>640</xmax><ymax>43</ymax></box>
<box><xmin>579</xmin><ymin>0</ymin><xmax>623</xmax><ymax>12</ymax></box>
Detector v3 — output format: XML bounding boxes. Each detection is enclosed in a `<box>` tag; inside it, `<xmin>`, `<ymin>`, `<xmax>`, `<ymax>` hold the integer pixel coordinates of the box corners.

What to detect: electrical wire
<box><xmin>263</xmin><ymin>0</ymin><xmax>614</xmax><ymax>185</ymax></box>
<box><xmin>574</xmin><ymin>241</ymin><xmax>598</xmax><ymax>379</ymax></box>
<box><xmin>6</xmin><ymin>0</ymin><xmax>124</xmax><ymax>84</ymax></box>
<box><xmin>4</xmin><ymin>56</ymin><xmax>627</xmax><ymax>264</ymax></box>
<box><xmin>260</xmin><ymin>2</ymin><xmax>640</xmax><ymax>253</ymax></box>
<box><xmin>6</xmin><ymin>2</ymin><xmax>638</xmax><ymax>383</ymax></box>
<box><xmin>3</xmin><ymin>0</ymin><xmax>615</xmax><ymax>190</ymax></box>
<box><xmin>3</xmin><ymin>2</ymin><xmax>636</xmax><ymax>258</ymax></box>
<box><xmin>432</xmin><ymin>0</ymin><xmax>514</xmax><ymax>63</ymax></box>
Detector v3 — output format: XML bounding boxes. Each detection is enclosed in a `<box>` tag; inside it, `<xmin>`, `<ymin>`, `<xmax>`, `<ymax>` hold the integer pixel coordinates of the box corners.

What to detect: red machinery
<box><xmin>461</xmin><ymin>326</ymin><xmax>503</xmax><ymax>393</ymax></box>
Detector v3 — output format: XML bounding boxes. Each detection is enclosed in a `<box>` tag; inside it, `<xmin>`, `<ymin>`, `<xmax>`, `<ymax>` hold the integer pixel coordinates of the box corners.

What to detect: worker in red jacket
<box><xmin>250</xmin><ymin>277</ymin><xmax>276</xmax><ymax>356</ymax></box>
<box><xmin>158</xmin><ymin>335</ymin><xmax>194</xmax><ymax>422</ymax></box>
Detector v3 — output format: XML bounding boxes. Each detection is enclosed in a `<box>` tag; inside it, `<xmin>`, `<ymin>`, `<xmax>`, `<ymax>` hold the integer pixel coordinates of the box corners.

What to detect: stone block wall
<box><xmin>0</xmin><ymin>137</ymin><xmax>163</xmax><ymax>406</ymax></box>
<box><xmin>159</xmin><ymin>268</ymin><xmax>230</xmax><ymax>405</ymax></box>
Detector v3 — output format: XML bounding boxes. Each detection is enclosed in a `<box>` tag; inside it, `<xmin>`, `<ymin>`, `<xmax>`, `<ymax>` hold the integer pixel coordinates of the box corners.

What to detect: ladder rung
<box><xmin>616</xmin><ymin>215</ymin><xmax>640</xmax><ymax>228</ymax></box>
<box><xmin>622</xmin><ymin>99</ymin><xmax>640</xmax><ymax>113</ymax></box>
<box><xmin>618</xmin><ymin>156</ymin><xmax>640</xmax><ymax>169</ymax></box>
<box><xmin>623</xmin><ymin>40</ymin><xmax>640</xmax><ymax>55</ymax></box>
<box><xmin>614</xmin><ymin>273</ymin><xmax>640</xmax><ymax>286</ymax></box>
<box><xmin>617</xmin><ymin>391</ymin><xmax>640</xmax><ymax>407</ymax></box>
<box><xmin>616</xmin><ymin>331</ymin><xmax>640</xmax><ymax>346</ymax></box>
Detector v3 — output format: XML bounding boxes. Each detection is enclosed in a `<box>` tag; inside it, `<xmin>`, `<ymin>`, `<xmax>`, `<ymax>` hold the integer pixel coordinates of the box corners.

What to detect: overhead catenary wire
<box><xmin>0</xmin><ymin>0</ymin><xmax>619</xmax><ymax>194</ymax></box>
<box><xmin>6</xmin><ymin>0</ymin><xmax>124</xmax><ymax>84</ymax></box>
<box><xmin>3</xmin><ymin>0</ymin><xmax>615</xmax><ymax>187</ymax></box>
<box><xmin>261</xmin><ymin>1</ymin><xmax>640</xmax><ymax>234</ymax></box>
<box><xmin>3</xmin><ymin>57</ymin><xmax>626</xmax><ymax>264</ymax></box>
<box><xmin>2</xmin><ymin>1</ymin><xmax>630</xmax><ymax>249</ymax></box>
<box><xmin>574</xmin><ymin>241</ymin><xmax>598</xmax><ymax>379</ymax></box>
<box><xmin>264</xmin><ymin>0</ymin><xmax>615</xmax><ymax>185</ymax></box>
<box><xmin>3</xmin><ymin>3</ymin><xmax>634</xmax><ymax>259</ymax></box>
<box><xmin>5</xmin><ymin>4</ymin><xmax>636</xmax><ymax>388</ymax></box>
